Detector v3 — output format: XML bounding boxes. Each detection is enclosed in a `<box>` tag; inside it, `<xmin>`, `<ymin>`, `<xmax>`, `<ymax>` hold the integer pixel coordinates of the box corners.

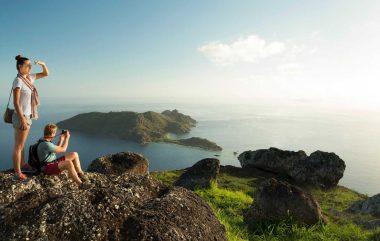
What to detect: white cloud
<box><xmin>198</xmin><ymin>35</ymin><xmax>285</xmax><ymax>65</ymax></box>
<box><xmin>277</xmin><ymin>63</ymin><xmax>303</xmax><ymax>75</ymax></box>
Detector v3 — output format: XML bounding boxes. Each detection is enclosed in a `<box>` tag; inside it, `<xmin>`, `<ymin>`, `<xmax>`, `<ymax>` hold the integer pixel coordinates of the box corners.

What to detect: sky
<box><xmin>1</xmin><ymin>0</ymin><xmax>380</xmax><ymax>109</ymax></box>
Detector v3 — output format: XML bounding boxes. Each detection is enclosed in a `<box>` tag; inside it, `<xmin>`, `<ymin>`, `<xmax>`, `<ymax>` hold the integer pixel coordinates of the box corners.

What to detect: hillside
<box><xmin>152</xmin><ymin>166</ymin><xmax>380</xmax><ymax>241</ymax></box>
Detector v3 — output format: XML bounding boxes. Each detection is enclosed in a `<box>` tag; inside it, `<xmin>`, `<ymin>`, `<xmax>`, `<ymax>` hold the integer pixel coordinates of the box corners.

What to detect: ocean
<box><xmin>1</xmin><ymin>97</ymin><xmax>379</xmax><ymax>196</ymax></box>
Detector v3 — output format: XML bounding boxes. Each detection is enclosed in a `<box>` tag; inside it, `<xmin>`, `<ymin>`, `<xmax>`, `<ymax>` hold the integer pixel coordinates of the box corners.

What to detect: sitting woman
<box><xmin>37</xmin><ymin>123</ymin><xmax>86</xmax><ymax>185</ymax></box>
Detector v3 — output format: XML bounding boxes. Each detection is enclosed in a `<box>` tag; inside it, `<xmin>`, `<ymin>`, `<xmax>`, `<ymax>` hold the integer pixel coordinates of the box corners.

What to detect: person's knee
<box><xmin>67</xmin><ymin>152</ymin><xmax>79</xmax><ymax>159</ymax></box>
<box><xmin>14</xmin><ymin>144</ymin><xmax>24</xmax><ymax>152</ymax></box>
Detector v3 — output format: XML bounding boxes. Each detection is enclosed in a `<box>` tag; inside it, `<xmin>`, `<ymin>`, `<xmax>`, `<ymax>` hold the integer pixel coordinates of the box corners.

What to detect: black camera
<box><xmin>61</xmin><ymin>129</ymin><xmax>68</xmax><ymax>135</ymax></box>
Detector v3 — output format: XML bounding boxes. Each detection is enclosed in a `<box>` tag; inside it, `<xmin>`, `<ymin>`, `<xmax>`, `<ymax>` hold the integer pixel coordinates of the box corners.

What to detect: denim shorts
<box><xmin>12</xmin><ymin>112</ymin><xmax>32</xmax><ymax>129</ymax></box>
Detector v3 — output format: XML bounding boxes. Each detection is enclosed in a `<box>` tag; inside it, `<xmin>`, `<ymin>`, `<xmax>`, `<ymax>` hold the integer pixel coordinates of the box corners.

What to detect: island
<box><xmin>163</xmin><ymin>137</ymin><xmax>222</xmax><ymax>151</ymax></box>
<box><xmin>57</xmin><ymin>109</ymin><xmax>222</xmax><ymax>151</ymax></box>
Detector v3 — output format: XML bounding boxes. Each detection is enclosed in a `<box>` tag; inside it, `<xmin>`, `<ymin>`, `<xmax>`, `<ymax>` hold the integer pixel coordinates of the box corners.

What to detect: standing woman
<box><xmin>12</xmin><ymin>55</ymin><xmax>49</xmax><ymax>181</ymax></box>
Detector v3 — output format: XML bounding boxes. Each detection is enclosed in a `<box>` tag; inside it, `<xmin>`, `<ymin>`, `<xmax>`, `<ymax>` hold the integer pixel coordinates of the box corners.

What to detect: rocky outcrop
<box><xmin>349</xmin><ymin>193</ymin><xmax>380</xmax><ymax>217</ymax></box>
<box><xmin>88</xmin><ymin>151</ymin><xmax>149</xmax><ymax>175</ymax></box>
<box><xmin>238</xmin><ymin>147</ymin><xmax>346</xmax><ymax>188</ymax></box>
<box><xmin>174</xmin><ymin>158</ymin><xmax>220</xmax><ymax>190</ymax></box>
<box><xmin>288</xmin><ymin>150</ymin><xmax>346</xmax><ymax>189</ymax></box>
<box><xmin>238</xmin><ymin>147</ymin><xmax>307</xmax><ymax>174</ymax></box>
<box><xmin>0</xmin><ymin>172</ymin><xmax>227</xmax><ymax>240</ymax></box>
<box><xmin>244</xmin><ymin>178</ymin><xmax>327</xmax><ymax>226</ymax></box>
<box><xmin>124</xmin><ymin>187</ymin><xmax>227</xmax><ymax>240</ymax></box>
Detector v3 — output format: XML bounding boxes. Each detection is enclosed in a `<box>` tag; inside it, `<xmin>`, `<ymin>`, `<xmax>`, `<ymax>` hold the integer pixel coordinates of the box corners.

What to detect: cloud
<box><xmin>277</xmin><ymin>63</ymin><xmax>303</xmax><ymax>75</ymax></box>
<box><xmin>198</xmin><ymin>35</ymin><xmax>285</xmax><ymax>65</ymax></box>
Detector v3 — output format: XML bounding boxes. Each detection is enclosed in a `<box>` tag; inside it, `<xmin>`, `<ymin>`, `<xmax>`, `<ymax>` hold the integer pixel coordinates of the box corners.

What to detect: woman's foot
<box><xmin>12</xmin><ymin>173</ymin><xmax>29</xmax><ymax>182</ymax></box>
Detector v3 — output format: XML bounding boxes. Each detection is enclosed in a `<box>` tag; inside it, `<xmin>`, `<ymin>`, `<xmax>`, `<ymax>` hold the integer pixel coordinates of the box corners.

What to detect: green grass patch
<box><xmin>150</xmin><ymin>170</ymin><xmax>182</xmax><ymax>186</ymax></box>
<box><xmin>151</xmin><ymin>169</ymin><xmax>380</xmax><ymax>240</ymax></box>
<box><xmin>218</xmin><ymin>173</ymin><xmax>257</xmax><ymax>197</ymax></box>
<box><xmin>195</xmin><ymin>181</ymin><xmax>253</xmax><ymax>241</ymax></box>
<box><xmin>309</xmin><ymin>185</ymin><xmax>368</xmax><ymax>212</ymax></box>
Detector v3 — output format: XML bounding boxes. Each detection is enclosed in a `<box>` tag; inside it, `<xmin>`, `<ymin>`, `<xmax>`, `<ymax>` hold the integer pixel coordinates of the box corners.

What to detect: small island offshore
<box><xmin>57</xmin><ymin>109</ymin><xmax>222</xmax><ymax>151</ymax></box>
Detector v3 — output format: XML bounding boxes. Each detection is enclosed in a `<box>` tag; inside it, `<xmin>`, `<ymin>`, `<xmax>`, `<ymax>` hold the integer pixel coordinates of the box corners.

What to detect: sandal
<box><xmin>12</xmin><ymin>174</ymin><xmax>30</xmax><ymax>183</ymax></box>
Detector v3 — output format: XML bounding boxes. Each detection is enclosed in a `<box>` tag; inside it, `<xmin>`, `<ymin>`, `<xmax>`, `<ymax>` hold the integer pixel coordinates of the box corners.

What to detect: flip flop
<box><xmin>12</xmin><ymin>175</ymin><xmax>30</xmax><ymax>183</ymax></box>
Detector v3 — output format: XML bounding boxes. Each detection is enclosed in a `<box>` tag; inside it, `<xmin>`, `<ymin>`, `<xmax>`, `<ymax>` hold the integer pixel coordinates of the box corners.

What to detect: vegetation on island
<box><xmin>57</xmin><ymin>109</ymin><xmax>222</xmax><ymax>151</ymax></box>
<box><xmin>163</xmin><ymin>137</ymin><xmax>223</xmax><ymax>151</ymax></box>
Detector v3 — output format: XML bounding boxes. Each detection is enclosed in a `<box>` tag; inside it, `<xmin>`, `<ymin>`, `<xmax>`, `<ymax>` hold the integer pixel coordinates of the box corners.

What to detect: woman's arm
<box><xmin>13</xmin><ymin>88</ymin><xmax>28</xmax><ymax>130</ymax></box>
<box><xmin>35</xmin><ymin>61</ymin><xmax>49</xmax><ymax>80</ymax></box>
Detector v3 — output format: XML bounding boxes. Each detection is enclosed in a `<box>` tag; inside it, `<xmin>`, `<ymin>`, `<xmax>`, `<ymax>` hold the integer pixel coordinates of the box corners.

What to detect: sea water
<box><xmin>0</xmin><ymin>97</ymin><xmax>379</xmax><ymax>196</ymax></box>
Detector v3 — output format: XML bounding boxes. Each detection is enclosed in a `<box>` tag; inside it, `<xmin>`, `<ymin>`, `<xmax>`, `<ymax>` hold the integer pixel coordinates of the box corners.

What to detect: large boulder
<box><xmin>244</xmin><ymin>178</ymin><xmax>327</xmax><ymax>227</ymax></box>
<box><xmin>88</xmin><ymin>151</ymin><xmax>149</xmax><ymax>175</ymax></box>
<box><xmin>0</xmin><ymin>171</ymin><xmax>227</xmax><ymax>241</ymax></box>
<box><xmin>124</xmin><ymin>187</ymin><xmax>227</xmax><ymax>240</ymax></box>
<box><xmin>349</xmin><ymin>193</ymin><xmax>380</xmax><ymax>217</ymax></box>
<box><xmin>174</xmin><ymin>158</ymin><xmax>220</xmax><ymax>190</ymax></box>
<box><xmin>288</xmin><ymin>150</ymin><xmax>346</xmax><ymax>189</ymax></box>
<box><xmin>238</xmin><ymin>147</ymin><xmax>346</xmax><ymax>188</ymax></box>
<box><xmin>238</xmin><ymin>147</ymin><xmax>307</xmax><ymax>174</ymax></box>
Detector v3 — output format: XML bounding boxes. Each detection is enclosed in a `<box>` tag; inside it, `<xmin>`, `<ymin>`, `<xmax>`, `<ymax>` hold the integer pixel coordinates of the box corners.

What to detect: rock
<box><xmin>88</xmin><ymin>151</ymin><xmax>149</xmax><ymax>175</ymax></box>
<box><xmin>244</xmin><ymin>178</ymin><xmax>327</xmax><ymax>226</ymax></box>
<box><xmin>238</xmin><ymin>147</ymin><xmax>307</xmax><ymax>174</ymax></box>
<box><xmin>362</xmin><ymin>219</ymin><xmax>380</xmax><ymax>229</ymax></box>
<box><xmin>174</xmin><ymin>158</ymin><xmax>220</xmax><ymax>190</ymax></box>
<box><xmin>238</xmin><ymin>147</ymin><xmax>346</xmax><ymax>188</ymax></box>
<box><xmin>288</xmin><ymin>150</ymin><xmax>346</xmax><ymax>189</ymax></box>
<box><xmin>0</xmin><ymin>171</ymin><xmax>227</xmax><ymax>241</ymax></box>
<box><xmin>124</xmin><ymin>187</ymin><xmax>227</xmax><ymax>241</ymax></box>
<box><xmin>349</xmin><ymin>193</ymin><xmax>380</xmax><ymax>217</ymax></box>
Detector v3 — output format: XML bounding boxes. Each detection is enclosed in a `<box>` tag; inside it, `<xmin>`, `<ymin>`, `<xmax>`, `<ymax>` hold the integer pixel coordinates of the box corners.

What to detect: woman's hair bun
<box><xmin>15</xmin><ymin>55</ymin><xmax>22</xmax><ymax>61</ymax></box>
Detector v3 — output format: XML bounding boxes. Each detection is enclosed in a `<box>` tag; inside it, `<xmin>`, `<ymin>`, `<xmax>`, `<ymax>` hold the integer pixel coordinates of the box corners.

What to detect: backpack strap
<box><xmin>37</xmin><ymin>139</ymin><xmax>53</xmax><ymax>165</ymax></box>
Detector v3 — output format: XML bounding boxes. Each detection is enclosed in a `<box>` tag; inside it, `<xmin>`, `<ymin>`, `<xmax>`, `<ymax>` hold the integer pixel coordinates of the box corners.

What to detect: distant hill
<box><xmin>57</xmin><ymin>109</ymin><xmax>222</xmax><ymax>151</ymax></box>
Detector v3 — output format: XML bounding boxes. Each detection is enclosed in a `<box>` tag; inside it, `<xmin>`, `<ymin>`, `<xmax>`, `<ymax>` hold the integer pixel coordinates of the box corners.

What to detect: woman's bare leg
<box><xmin>12</xmin><ymin>127</ymin><xmax>30</xmax><ymax>179</ymax></box>
<box><xmin>58</xmin><ymin>160</ymin><xmax>82</xmax><ymax>185</ymax></box>
<box><xmin>21</xmin><ymin>147</ymin><xmax>28</xmax><ymax>167</ymax></box>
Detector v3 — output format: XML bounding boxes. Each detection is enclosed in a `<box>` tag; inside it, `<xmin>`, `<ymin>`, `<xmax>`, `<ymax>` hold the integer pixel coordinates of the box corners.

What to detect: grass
<box><xmin>151</xmin><ymin>170</ymin><xmax>380</xmax><ymax>241</ymax></box>
<box><xmin>150</xmin><ymin>169</ymin><xmax>183</xmax><ymax>185</ymax></box>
